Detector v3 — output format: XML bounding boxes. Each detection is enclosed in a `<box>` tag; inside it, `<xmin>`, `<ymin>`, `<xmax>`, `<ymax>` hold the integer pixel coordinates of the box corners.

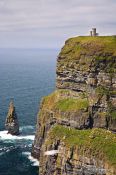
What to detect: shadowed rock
<box><xmin>5</xmin><ymin>100</ymin><xmax>19</xmax><ymax>135</ymax></box>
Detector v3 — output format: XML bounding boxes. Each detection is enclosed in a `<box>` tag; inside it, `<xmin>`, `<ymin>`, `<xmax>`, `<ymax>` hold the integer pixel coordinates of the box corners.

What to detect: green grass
<box><xmin>95</xmin><ymin>86</ymin><xmax>116</xmax><ymax>98</ymax></box>
<box><xmin>55</xmin><ymin>98</ymin><xmax>89</xmax><ymax>111</ymax></box>
<box><xmin>95</xmin><ymin>86</ymin><xmax>116</xmax><ymax>120</ymax></box>
<box><xmin>41</xmin><ymin>90</ymin><xmax>88</xmax><ymax>112</ymax></box>
<box><xmin>110</xmin><ymin>111</ymin><xmax>116</xmax><ymax>120</ymax></box>
<box><xmin>47</xmin><ymin>125</ymin><xmax>116</xmax><ymax>166</ymax></box>
<box><xmin>98</xmin><ymin>112</ymin><xmax>107</xmax><ymax>118</ymax></box>
<box><xmin>109</xmin><ymin>91</ymin><xmax>116</xmax><ymax>96</ymax></box>
<box><xmin>61</xmin><ymin>36</ymin><xmax>116</xmax><ymax>56</ymax></box>
<box><xmin>63</xmin><ymin>36</ymin><xmax>116</xmax><ymax>55</ymax></box>
<box><xmin>58</xmin><ymin>36</ymin><xmax>116</xmax><ymax>73</ymax></box>
<box><xmin>96</xmin><ymin>86</ymin><xmax>109</xmax><ymax>97</ymax></box>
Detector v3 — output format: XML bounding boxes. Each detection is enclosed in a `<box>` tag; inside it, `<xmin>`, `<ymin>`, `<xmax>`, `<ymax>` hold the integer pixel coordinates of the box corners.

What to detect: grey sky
<box><xmin>0</xmin><ymin>0</ymin><xmax>116</xmax><ymax>48</ymax></box>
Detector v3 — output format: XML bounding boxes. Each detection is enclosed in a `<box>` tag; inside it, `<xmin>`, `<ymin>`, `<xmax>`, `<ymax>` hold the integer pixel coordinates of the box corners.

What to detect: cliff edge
<box><xmin>32</xmin><ymin>36</ymin><xmax>116</xmax><ymax>175</ymax></box>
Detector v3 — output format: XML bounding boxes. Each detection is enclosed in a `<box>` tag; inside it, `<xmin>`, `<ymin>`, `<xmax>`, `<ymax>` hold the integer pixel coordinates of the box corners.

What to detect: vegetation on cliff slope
<box><xmin>42</xmin><ymin>90</ymin><xmax>88</xmax><ymax>112</ymax></box>
<box><xmin>55</xmin><ymin>98</ymin><xmax>88</xmax><ymax>111</ymax></box>
<box><xmin>46</xmin><ymin>125</ymin><xmax>116</xmax><ymax>166</ymax></box>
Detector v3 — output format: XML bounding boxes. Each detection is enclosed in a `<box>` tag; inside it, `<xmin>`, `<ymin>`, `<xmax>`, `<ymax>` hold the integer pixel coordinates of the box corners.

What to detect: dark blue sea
<box><xmin>0</xmin><ymin>48</ymin><xmax>57</xmax><ymax>175</ymax></box>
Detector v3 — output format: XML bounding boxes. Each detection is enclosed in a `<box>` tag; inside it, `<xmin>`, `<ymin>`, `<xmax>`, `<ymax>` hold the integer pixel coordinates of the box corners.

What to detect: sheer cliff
<box><xmin>32</xmin><ymin>36</ymin><xmax>116</xmax><ymax>175</ymax></box>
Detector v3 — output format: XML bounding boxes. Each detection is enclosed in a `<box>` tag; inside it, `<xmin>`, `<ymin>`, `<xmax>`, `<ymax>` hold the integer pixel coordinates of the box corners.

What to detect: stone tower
<box><xmin>5</xmin><ymin>100</ymin><xmax>19</xmax><ymax>135</ymax></box>
<box><xmin>90</xmin><ymin>28</ymin><xmax>99</xmax><ymax>36</ymax></box>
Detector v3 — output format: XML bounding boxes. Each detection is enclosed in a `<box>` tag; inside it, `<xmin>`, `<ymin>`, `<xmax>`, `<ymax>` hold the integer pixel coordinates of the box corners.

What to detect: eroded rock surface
<box><xmin>32</xmin><ymin>36</ymin><xmax>116</xmax><ymax>175</ymax></box>
<box><xmin>5</xmin><ymin>101</ymin><xmax>19</xmax><ymax>135</ymax></box>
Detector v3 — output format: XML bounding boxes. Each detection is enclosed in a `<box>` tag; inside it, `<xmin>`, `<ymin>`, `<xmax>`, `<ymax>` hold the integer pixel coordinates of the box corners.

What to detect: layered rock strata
<box><xmin>32</xmin><ymin>36</ymin><xmax>116</xmax><ymax>175</ymax></box>
<box><xmin>5</xmin><ymin>100</ymin><xmax>19</xmax><ymax>135</ymax></box>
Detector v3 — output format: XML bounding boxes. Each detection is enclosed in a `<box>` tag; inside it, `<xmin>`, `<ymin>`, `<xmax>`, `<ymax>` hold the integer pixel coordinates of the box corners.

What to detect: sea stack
<box><xmin>5</xmin><ymin>100</ymin><xmax>19</xmax><ymax>135</ymax></box>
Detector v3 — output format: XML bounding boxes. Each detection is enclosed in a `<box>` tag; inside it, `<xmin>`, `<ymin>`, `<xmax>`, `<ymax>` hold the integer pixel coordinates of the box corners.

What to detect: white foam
<box><xmin>0</xmin><ymin>130</ymin><xmax>34</xmax><ymax>141</ymax></box>
<box><xmin>20</xmin><ymin>125</ymin><xmax>35</xmax><ymax>131</ymax></box>
<box><xmin>6</xmin><ymin>149</ymin><xmax>10</xmax><ymax>152</ymax></box>
<box><xmin>44</xmin><ymin>150</ymin><xmax>59</xmax><ymax>156</ymax></box>
<box><xmin>0</xmin><ymin>152</ymin><xmax>4</xmax><ymax>156</ymax></box>
<box><xmin>0</xmin><ymin>146</ymin><xmax>15</xmax><ymax>155</ymax></box>
<box><xmin>28</xmin><ymin>144</ymin><xmax>32</xmax><ymax>147</ymax></box>
<box><xmin>22</xmin><ymin>152</ymin><xmax>39</xmax><ymax>166</ymax></box>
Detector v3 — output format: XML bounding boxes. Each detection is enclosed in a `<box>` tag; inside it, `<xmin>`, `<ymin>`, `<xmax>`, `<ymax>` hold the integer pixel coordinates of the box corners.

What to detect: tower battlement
<box><xmin>90</xmin><ymin>28</ymin><xmax>99</xmax><ymax>36</ymax></box>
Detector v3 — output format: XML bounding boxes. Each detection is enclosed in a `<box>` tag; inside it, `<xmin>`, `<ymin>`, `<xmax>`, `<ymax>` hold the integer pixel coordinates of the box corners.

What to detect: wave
<box><xmin>0</xmin><ymin>152</ymin><xmax>4</xmax><ymax>156</ymax></box>
<box><xmin>0</xmin><ymin>130</ymin><xmax>35</xmax><ymax>141</ymax></box>
<box><xmin>0</xmin><ymin>146</ymin><xmax>14</xmax><ymax>151</ymax></box>
<box><xmin>44</xmin><ymin>150</ymin><xmax>59</xmax><ymax>155</ymax></box>
<box><xmin>20</xmin><ymin>125</ymin><xmax>35</xmax><ymax>131</ymax></box>
<box><xmin>22</xmin><ymin>152</ymin><xmax>39</xmax><ymax>166</ymax></box>
<box><xmin>0</xmin><ymin>146</ymin><xmax>15</xmax><ymax>157</ymax></box>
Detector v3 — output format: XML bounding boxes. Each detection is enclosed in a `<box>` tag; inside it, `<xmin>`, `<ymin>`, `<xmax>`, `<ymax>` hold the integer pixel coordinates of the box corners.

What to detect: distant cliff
<box><xmin>32</xmin><ymin>36</ymin><xmax>116</xmax><ymax>175</ymax></box>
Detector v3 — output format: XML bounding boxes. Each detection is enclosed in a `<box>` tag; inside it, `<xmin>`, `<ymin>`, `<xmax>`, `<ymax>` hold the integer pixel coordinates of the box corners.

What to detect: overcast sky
<box><xmin>0</xmin><ymin>0</ymin><xmax>116</xmax><ymax>49</ymax></box>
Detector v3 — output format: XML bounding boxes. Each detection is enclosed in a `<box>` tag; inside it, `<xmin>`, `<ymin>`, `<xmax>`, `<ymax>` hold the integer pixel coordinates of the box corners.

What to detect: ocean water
<box><xmin>0</xmin><ymin>48</ymin><xmax>57</xmax><ymax>175</ymax></box>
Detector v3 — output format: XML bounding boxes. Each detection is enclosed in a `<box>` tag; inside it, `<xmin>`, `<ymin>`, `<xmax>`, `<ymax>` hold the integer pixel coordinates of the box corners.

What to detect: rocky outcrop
<box><xmin>5</xmin><ymin>100</ymin><xmax>19</xmax><ymax>135</ymax></box>
<box><xmin>38</xmin><ymin>126</ymin><xmax>116</xmax><ymax>175</ymax></box>
<box><xmin>56</xmin><ymin>37</ymin><xmax>116</xmax><ymax>131</ymax></box>
<box><xmin>32</xmin><ymin>36</ymin><xmax>116</xmax><ymax>175</ymax></box>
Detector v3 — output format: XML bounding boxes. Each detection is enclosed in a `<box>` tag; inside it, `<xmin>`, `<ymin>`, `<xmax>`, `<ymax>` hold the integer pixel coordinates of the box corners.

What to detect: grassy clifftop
<box><xmin>58</xmin><ymin>36</ymin><xmax>116</xmax><ymax>73</ymax></box>
<box><xmin>61</xmin><ymin>36</ymin><xmax>116</xmax><ymax>57</ymax></box>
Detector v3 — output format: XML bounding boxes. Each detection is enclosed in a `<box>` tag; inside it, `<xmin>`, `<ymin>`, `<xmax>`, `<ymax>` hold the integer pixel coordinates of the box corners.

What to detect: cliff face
<box><xmin>32</xmin><ymin>36</ymin><xmax>116</xmax><ymax>175</ymax></box>
<box><xmin>56</xmin><ymin>36</ymin><xmax>116</xmax><ymax>131</ymax></box>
